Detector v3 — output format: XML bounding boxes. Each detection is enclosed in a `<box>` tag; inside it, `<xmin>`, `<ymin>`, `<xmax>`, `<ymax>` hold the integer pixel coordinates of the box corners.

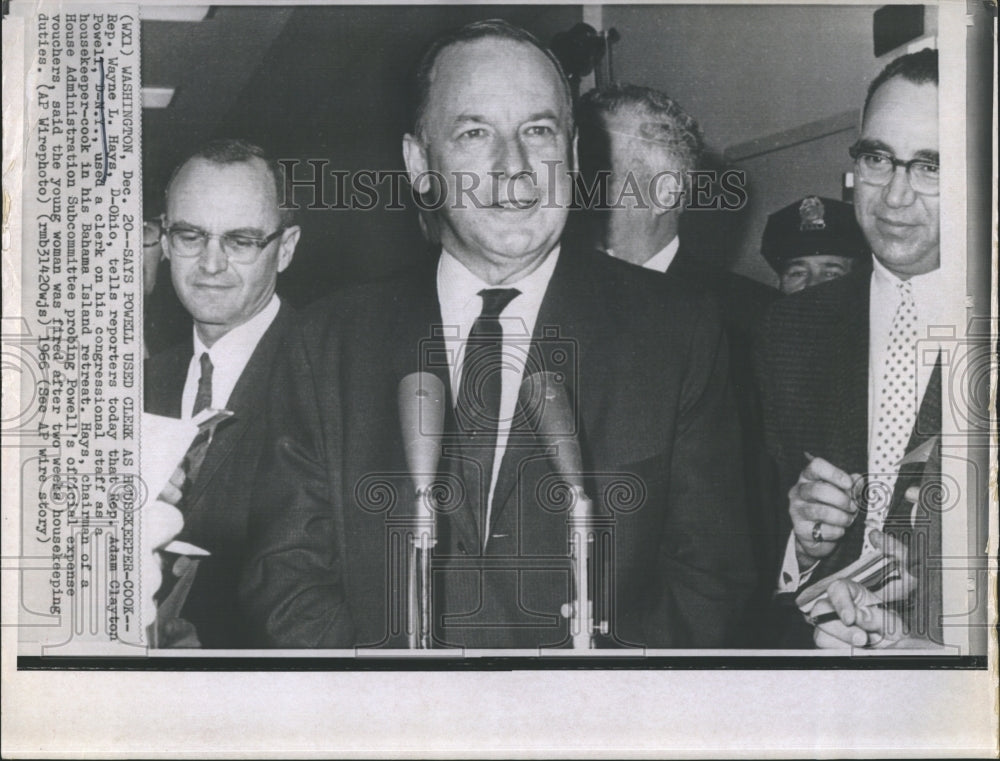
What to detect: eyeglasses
<box><xmin>849</xmin><ymin>143</ymin><xmax>939</xmax><ymax>196</ymax></box>
<box><xmin>143</xmin><ymin>220</ymin><xmax>163</xmax><ymax>248</ymax></box>
<box><xmin>163</xmin><ymin>224</ymin><xmax>285</xmax><ymax>263</ymax></box>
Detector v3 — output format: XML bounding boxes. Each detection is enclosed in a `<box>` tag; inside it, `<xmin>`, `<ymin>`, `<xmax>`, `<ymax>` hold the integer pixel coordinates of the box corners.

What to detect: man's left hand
<box><xmin>812</xmin><ymin>579</ymin><xmax>934</xmax><ymax>649</ymax></box>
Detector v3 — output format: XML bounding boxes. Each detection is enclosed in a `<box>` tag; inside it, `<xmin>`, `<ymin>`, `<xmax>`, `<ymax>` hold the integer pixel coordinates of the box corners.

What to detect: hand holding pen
<box><xmin>789</xmin><ymin>452</ymin><xmax>862</xmax><ymax>571</ymax></box>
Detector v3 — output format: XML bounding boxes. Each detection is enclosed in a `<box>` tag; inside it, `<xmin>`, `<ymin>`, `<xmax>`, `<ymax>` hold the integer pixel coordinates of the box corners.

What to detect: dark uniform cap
<box><xmin>761</xmin><ymin>196</ymin><xmax>869</xmax><ymax>273</ymax></box>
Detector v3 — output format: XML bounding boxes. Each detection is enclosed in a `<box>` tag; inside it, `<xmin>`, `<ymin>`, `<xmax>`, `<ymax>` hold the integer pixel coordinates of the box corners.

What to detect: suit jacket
<box><xmin>241</xmin><ymin>244</ymin><xmax>755</xmax><ymax>649</ymax></box>
<box><xmin>144</xmin><ymin>303</ymin><xmax>297</xmax><ymax>648</ymax></box>
<box><xmin>755</xmin><ymin>271</ymin><xmax>942</xmax><ymax>646</ymax></box>
<box><xmin>669</xmin><ymin>249</ymin><xmax>781</xmax><ymax>647</ymax></box>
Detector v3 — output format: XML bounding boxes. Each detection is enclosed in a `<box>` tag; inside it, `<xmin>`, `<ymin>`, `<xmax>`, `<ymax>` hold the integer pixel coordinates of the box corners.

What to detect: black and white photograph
<box><xmin>2</xmin><ymin>0</ymin><xmax>995</xmax><ymax>756</ymax></box>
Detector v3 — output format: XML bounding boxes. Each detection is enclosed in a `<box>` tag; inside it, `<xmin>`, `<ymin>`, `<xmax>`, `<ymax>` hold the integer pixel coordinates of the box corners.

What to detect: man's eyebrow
<box><xmin>855</xmin><ymin>139</ymin><xmax>939</xmax><ymax>163</ymax></box>
<box><xmin>166</xmin><ymin>221</ymin><xmax>269</xmax><ymax>237</ymax></box>
<box><xmin>224</xmin><ymin>226</ymin><xmax>269</xmax><ymax>237</ymax></box>
<box><xmin>854</xmin><ymin>138</ymin><xmax>892</xmax><ymax>153</ymax></box>
<box><xmin>452</xmin><ymin>111</ymin><xmax>561</xmax><ymax>125</ymax></box>
<box><xmin>524</xmin><ymin>110</ymin><xmax>559</xmax><ymax>122</ymax></box>
<box><xmin>165</xmin><ymin>220</ymin><xmax>204</xmax><ymax>232</ymax></box>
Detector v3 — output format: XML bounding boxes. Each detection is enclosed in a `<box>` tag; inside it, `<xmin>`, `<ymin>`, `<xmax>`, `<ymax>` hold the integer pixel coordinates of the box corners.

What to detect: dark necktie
<box><xmin>456</xmin><ymin>288</ymin><xmax>520</xmax><ymax>538</ymax></box>
<box><xmin>192</xmin><ymin>352</ymin><xmax>213</xmax><ymax>417</ymax></box>
<box><xmin>179</xmin><ymin>352</ymin><xmax>214</xmax><ymax>509</ymax></box>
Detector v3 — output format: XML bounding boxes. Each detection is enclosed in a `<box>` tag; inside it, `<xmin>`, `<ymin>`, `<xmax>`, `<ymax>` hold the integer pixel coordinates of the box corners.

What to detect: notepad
<box><xmin>795</xmin><ymin>551</ymin><xmax>902</xmax><ymax>614</ymax></box>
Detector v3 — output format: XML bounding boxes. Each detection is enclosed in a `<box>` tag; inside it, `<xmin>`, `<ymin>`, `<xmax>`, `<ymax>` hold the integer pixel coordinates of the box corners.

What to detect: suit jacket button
<box><xmin>457</xmin><ymin>542</ymin><xmax>468</xmax><ymax>555</ymax></box>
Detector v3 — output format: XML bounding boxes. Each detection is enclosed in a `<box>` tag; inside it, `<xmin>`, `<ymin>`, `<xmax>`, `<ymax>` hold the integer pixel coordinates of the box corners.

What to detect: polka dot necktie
<box><xmin>865</xmin><ymin>280</ymin><xmax>918</xmax><ymax>552</ymax></box>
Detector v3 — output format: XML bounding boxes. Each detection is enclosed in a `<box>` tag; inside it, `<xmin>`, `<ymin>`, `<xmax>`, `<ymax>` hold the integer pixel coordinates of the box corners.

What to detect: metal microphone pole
<box><xmin>520</xmin><ymin>372</ymin><xmax>608</xmax><ymax>649</ymax></box>
<box><xmin>398</xmin><ymin>372</ymin><xmax>445</xmax><ymax>649</ymax></box>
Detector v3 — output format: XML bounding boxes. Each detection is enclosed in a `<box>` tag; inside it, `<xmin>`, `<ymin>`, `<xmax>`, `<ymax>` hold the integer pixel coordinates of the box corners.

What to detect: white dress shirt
<box><xmin>605</xmin><ymin>236</ymin><xmax>680</xmax><ymax>274</ymax></box>
<box><xmin>778</xmin><ymin>260</ymin><xmax>944</xmax><ymax>592</ymax></box>
<box><xmin>437</xmin><ymin>247</ymin><xmax>561</xmax><ymax>546</ymax></box>
<box><xmin>180</xmin><ymin>294</ymin><xmax>281</xmax><ymax>419</ymax></box>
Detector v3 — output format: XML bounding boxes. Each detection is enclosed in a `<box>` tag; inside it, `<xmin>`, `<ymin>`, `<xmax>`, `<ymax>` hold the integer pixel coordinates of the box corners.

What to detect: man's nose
<box><xmin>198</xmin><ymin>236</ymin><xmax>229</xmax><ymax>274</ymax></box>
<box><xmin>493</xmin><ymin>135</ymin><xmax>531</xmax><ymax>178</ymax></box>
<box><xmin>882</xmin><ymin>165</ymin><xmax>917</xmax><ymax>208</ymax></box>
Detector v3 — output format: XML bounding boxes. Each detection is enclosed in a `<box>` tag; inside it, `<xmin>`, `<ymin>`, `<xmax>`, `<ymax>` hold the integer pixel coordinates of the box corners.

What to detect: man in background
<box><xmin>142</xmin><ymin>214</ymin><xmax>191</xmax><ymax>358</ymax></box>
<box><xmin>144</xmin><ymin>138</ymin><xmax>299</xmax><ymax>647</ymax></box>
<box><xmin>756</xmin><ymin>49</ymin><xmax>944</xmax><ymax>648</ymax></box>
<box><xmin>242</xmin><ymin>20</ymin><xmax>753</xmax><ymax>649</ymax></box>
<box><xmin>761</xmin><ymin>195</ymin><xmax>868</xmax><ymax>295</ymax></box>
<box><xmin>576</xmin><ymin>83</ymin><xmax>777</xmax><ymax>644</ymax></box>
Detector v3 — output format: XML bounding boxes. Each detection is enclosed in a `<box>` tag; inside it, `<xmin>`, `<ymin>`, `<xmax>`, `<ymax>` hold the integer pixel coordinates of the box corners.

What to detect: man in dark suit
<box><xmin>241</xmin><ymin>20</ymin><xmax>753</xmax><ymax>649</ymax></box>
<box><xmin>756</xmin><ymin>49</ymin><xmax>943</xmax><ymax>648</ymax></box>
<box><xmin>575</xmin><ymin>83</ymin><xmax>778</xmax><ymax>645</ymax></box>
<box><xmin>145</xmin><ymin>139</ymin><xmax>300</xmax><ymax>647</ymax></box>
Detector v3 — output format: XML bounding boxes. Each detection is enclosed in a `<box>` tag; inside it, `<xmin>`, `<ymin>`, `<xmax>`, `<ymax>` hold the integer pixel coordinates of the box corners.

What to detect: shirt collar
<box><xmin>437</xmin><ymin>245</ymin><xmax>561</xmax><ymax>316</ymax></box>
<box><xmin>192</xmin><ymin>293</ymin><xmax>281</xmax><ymax>367</ymax></box>
<box><xmin>641</xmin><ymin>236</ymin><xmax>680</xmax><ymax>274</ymax></box>
<box><xmin>870</xmin><ymin>254</ymin><xmax>943</xmax><ymax>317</ymax></box>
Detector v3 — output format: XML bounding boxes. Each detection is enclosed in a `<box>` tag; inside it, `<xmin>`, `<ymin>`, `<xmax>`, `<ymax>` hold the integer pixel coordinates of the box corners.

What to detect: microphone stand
<box><xmin>520</xmin><ymin>371</ymin><xmax>608</xmax><ymax>649</ymax></box>
<box><xmin>561</xmin><ymin>487</ymin><xmax>609</xmax><ymax>649</ymax></box>
<box><xmin>407</xmin><ymin>486</ymin><xmax>435</xmax><ymax>650</ymax></box>
<box><xmin>398</xmin><ymin>371</ymin><xmax>445</xmax><ymax>649</ymax></box>
<box><xmin>567</xmin><ymin>487</ymin><xmax>594</xmax><ymax>649</ymax></box>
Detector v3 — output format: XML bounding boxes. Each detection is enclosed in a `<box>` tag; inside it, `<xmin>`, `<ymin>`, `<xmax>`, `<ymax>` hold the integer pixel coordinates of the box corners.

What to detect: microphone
<box><xmin>519</xmin><ymin>372</ymin><xmax>605</xmax><ymax>648</ymax></box>
<box><xmin>398</xmin><ymin>372</ymin><xmax>445</xmax><ymax>649</ymax></box>
<box><xmin>398</xmin><ymin>372</ymin><xmax>446</xmax><ymax>499</ymax></box>
<box><xmin>518</xmin><ymin>371</ymin><xmax>583</xmax><ymax>490</ymax></box>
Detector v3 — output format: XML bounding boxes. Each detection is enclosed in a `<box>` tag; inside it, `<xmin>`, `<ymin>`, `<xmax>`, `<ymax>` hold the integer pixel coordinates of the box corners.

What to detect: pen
<box><xmin>805</xmin><ymin>450</ymin><xmax>865</xmax><ymax>509</ymax></box>
<box><xmin>808</xmin><ymin>603</ymin><xmax>888</xmax><ymax>626</ymax></box>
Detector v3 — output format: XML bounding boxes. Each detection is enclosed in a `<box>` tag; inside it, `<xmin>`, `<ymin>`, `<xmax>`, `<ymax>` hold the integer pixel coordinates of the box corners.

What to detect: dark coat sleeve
<box><xmin>239</xmin><ymin>315</ymin><xmax>357</xmax><ymax>647</ymax></box>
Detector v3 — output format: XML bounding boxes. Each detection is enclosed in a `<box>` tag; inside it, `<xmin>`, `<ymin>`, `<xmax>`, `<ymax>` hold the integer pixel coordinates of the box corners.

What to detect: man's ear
<box><xmin>160</xmin><ymin>230</ymin><xmax>173</xmax><ymax>262</ymax></box>
<box><xmin>651</xmin><ymin>169</ymin><xmax>686</xmax><ymax>218</ymax></box>
<box><xmin>402</xmin><ymin>134</ymin><xmax>431</xmax><ymax>194</ymax></box>
<box><xmin>570</xmin><ymin>129</ymin><xmax>579</xmax><ymax>175</ymax></box>
<box><xmin>276</xmin><ymin>225</ymin><xmax>301</xmax><ymax>273</ymax></box>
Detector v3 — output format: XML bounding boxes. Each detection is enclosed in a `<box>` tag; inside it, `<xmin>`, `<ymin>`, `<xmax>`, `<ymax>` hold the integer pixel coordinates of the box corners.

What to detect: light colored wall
<box><xmin>733</xmin><ymin>127</ymin><xmax>858</xmax><ymax>285</ymax></box>
<box><xmin>601</xmin><ymin>4</ymin><xmax>929</xmax><ymax>284</ymax></box>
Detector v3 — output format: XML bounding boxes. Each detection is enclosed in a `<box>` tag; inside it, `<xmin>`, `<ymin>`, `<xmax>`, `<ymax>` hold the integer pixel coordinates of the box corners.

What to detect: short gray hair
<box><xmin>578</xmin><ymin>83</ymin><xmax>704</xmax><ymax>175</ymax></box>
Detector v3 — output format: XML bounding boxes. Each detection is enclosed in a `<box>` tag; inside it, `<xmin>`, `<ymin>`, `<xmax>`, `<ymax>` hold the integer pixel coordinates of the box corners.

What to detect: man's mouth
<box><xmin>490</xmin><ymin>198</ymin><xmax>539</xmax><ymax>211</ymax></box>
<box><xmin>192</xmin><ymin>281</ymin><xmax>235</xmax><ymax>290</ymax></box>
<box><xmin>876</xmin><ymin>217</ymin><xmax>918</xmax><ymax>233</ymax></box>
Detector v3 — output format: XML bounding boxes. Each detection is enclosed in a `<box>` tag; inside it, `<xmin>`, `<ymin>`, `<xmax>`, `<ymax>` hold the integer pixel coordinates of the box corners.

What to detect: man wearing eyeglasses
<box><xmin>755</xmin><ymin>49</ymin><xmax>944</xmax><ymax>648</ymax></box>
<box><xmin>144</xmin><ymin>138</ymin><xmax>300</xmax><ymax>647</ymax></box>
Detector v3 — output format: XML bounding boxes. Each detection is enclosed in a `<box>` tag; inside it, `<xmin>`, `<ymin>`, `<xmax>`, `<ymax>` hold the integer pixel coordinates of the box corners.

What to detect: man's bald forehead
<box><xmin>411</xmin><ymin>21</ymin><xmax>574</xmax><ymax>138</ymax></box>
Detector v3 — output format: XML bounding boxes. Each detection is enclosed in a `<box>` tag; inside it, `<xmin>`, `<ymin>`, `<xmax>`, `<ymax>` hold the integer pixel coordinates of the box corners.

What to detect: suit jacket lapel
<box><xmin>822</xmin><ymin>273</ymin><xmax>871</xmax><ymax>571</ymax></box>
<box><xmin>145</xmin><ymin>340</ymin><xmax>192</xmax><ymax>418</ymax></box>
<box><xmin>488</xmin><ymin>245</ymin><xmax>606</xmax><ymax>539</ymax></box>
<box><xmin>886</xmin><ymin>355</ymin><xmax>942</xmax><ymax>522</ymax></box>
<box><xmin>828</xmin><ymin>273</ymin><xmax>870</xmax><ymax>473</ymax></box>
<box><xmin>185</xmin><ymin>305</ymin><xmax>293</xmax><ymax>514</ymax></box>
<box><xmin>392</xmin><ymin>262</ymin><xmax>482</xmax><ymax>555</ymax></box>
